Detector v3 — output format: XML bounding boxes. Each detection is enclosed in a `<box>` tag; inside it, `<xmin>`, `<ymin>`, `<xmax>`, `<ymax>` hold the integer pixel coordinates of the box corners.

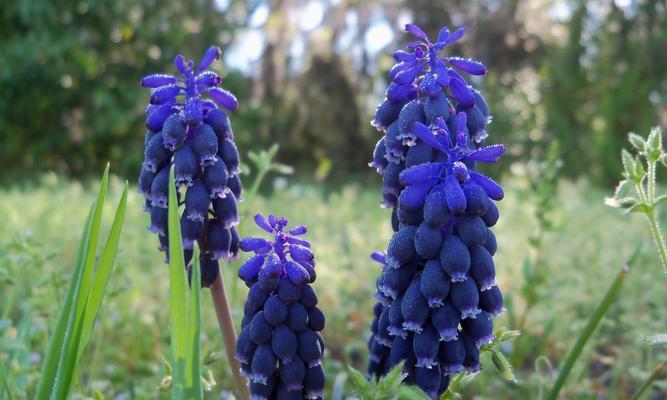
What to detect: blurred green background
<box><xmin>2</xmin><ymin>0</ymin><xmax>665</xmax><ymax>185</ymax></box>
<box><xmin>2</xmin><ymin>0</ymin><xmax>667</xmax><ymax>399</ymax></box>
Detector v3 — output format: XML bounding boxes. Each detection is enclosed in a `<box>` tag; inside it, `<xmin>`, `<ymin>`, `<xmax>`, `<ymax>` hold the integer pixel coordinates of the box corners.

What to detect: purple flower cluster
<box><xmin>366</xmin><ymin>24</ymin><xmax>505</xmax><ymax>398</ymax></box>
<box><xmin>235</xmin><ymin>214</ymin><xmax>325</xmax><ymax>400</ymax></box>
<box><xmin>138</xmin><ymin>46</ymin><xmax>243</xmax><ymax>287</ymax></box>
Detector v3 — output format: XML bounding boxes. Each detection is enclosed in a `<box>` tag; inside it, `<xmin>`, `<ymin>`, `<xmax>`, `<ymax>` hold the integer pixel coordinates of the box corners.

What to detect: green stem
<box><xmin>546</xmin><ymin>262</ymin><xmax>631</xmax><ymax>400</ymax></box>
<box><xmin>441</xmin><ymin>374</ymin><xmax>464</xmax><ymax>399</ymax></box>
<box><xmin>645</xmin><ymin>212</ymin><xmax>667</xmax><ymax>273</ymax></box>
<box><xmin>630</xmin><ymin>361</ymin><xmax>667</xmax><ymax>400</ymax></box>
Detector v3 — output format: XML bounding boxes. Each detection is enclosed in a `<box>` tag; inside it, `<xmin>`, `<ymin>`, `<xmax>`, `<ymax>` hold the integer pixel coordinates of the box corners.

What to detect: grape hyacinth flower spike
<box><xmin>139</xmin><ymin>45</ymin><xmax>243</xmax><ymax>286</ymax></box>
<box><xmin>367</xmin><ymin>24</ymin><xmax>506</xmax><ymax>399</ymax></box>
<box><xmin>236</xmin><ymin>214</ymin><xmax>325</xmax><ymax>400</ymax></box>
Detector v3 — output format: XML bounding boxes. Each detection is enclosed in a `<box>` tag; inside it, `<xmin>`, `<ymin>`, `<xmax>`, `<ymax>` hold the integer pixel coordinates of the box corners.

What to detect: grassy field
<box><xmin>0</xmin><ymin>173</ymin><xmax>666</xmax><ymax>399</ymax></box>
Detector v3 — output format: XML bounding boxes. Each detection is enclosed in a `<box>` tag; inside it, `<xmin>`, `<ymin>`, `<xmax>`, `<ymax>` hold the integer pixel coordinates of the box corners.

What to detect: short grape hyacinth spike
<box><xmin>139</xmin><ymin>46</ymin><xmax>243</xmax><ymax>287</ymax></box>
<box><xmin>236</xmin><ymin>214</ymin><xmax>325</xmax><ymax>400</ymax></box>
<box><xmin>367</xmin><ymin>24</ymin><xmax>505</xmax><ymax>399</ymax></box>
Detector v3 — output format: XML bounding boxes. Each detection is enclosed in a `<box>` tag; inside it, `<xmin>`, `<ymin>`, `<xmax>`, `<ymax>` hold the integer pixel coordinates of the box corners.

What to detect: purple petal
<box><xmin>268</xmin><ymin>214</ymin><xmax>278</xmax><ymax>227</ymax></box>
<box><xmin>399</xmin><ymin>181</ymin><xmax>434</xmax><ymax>211</ymax></box>
<box><xmin>285</xmin><ymin>260</ymin><xmax>310</xmax><ymax>285</ymax></box>
<box><xmin>209</xmin><ymin>87</ymin><xmax>238</xmax><ymax>111</ymax></box>
<box><xmin>370</xmin><ymin>251</ymin><xmax>386</xmax><ymax>265</ymax></box>
<box><xmin>239</xmin><ymin>237</ymin><xmax>271</xmax><ymax>252</ymax></box>
<box><xmin>198</xmin><ymin>46</ymin><xmax>221</xmax><ymax>72</ymax></box>
<box><xmin>288</xmin><ymin>225</ymin><xmax>308</xmax><ymax>235</ymax></box>
<box><xmin>140</xmin><ymin>74</ymin><xmax>177</xmax><ymax>88</ymax></box>
<box><xmin>448</xmin><ymin>57</ymin><xmax>487</xmax><ymax>76</ymax></box>
<box><xmin>184</xmin><ymin>97</ymin><xmax>203</xmax><ymax>126</ymax></box>
<box><xmin>437</xmin><ymin>27</ymin><xmax>450</xmax><ymax>43</ymax></box>
<box><xmin>464</xmin><ymin>145</ymin><xmax>505</xmax><ymax>163</ymax></box>
<box><xmin>174</xmin><ymin>55</ymin><xmax>188</xmax><ymax>76</ymax></box>
<box><xmin>406</xmin><ymin>40</ymin><xmax>424</xmax><ymax>50</ymax></box>
<box><xmin>196</xmin><ymin>71</ymin><xmax>222</xmax><ymax>88</ymax></box>
<box><xmin>445</xmin><ymin>175</ymin><xmax>466</xmax><ymax>214</ymax></box>
<box><xmin>386</xmin><ymin>82</ymin><xmax>413</xmax><ymax>102</ymax></box>
<box><xmin>405</xmin><ymin>24</ymin><xmax>428</xmax><ymax>41</ymax></box>
<box><xmin>254</xmin><ymin>243</ymin><xmax>273</xmax><ymax>254</ymax></box>
<box><xmin>449</xmin><ymin>77</ymin><xmax>475</xmax><ymax>109</ymax></box>
<box><xmin>412</xmin><ymin>122</ymin><xmax>446</xmax><ymax>151</ymax></box>
<box><xmin>435</xmin><ymin>63</ymin><xmax>451</xmax><ymax>87</ymax></box>
<box><xmin>394</xmin><ymin>64</ymin><xmax>424</xmax><ymax>85</ymax></box>
<box><xmin>254</xmin><ymin>214</ymin><xmax>274</xmax><ymax>233</ymax></box>
<box><xmin>399</xmin><ymin>163</ymin><xmax>444</xmax><ymax>186</ymax></box>
<box><xmin>470</xmin><ymin>172</ymin><xmax>504</xmax><ymax>200</ymax></box>
<box><xmin>393</xmin><ymin>50</ymin><xmax>416</xmax><ymax>62</ymax></box>
<box><xmin>238</xmin><ymin>254</ymin><xmax>265</xmax><ymax>282</ymax></box>
<box><xmin>445</xmin><ymin>27</ymin><xmax>465</xmax><ymax>45</ymax></box>
<box><xmin>150</xmin><ymin>84</ymin><xmax>181</xmax><ymax>105</ymax></box>
<box><xmin>286</xmin><ymin>236</ymin><xmax>310</xmax><ymax>247</ymax></box>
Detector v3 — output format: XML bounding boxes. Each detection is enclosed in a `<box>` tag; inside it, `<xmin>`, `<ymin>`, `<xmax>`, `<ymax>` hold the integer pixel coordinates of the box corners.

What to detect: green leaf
<box><xmin>625</xmin><ymin>203</ymin><xmax>652</xmax><ymax>214</ymax></box>
<box><xmin>628</xmin><ymin>132</ymin><xmax>646</xmax><ymax>151</ymax></box>
<box><xmin>633</xmin><ymin>156</ymin><xmax>645</xmax><ymax>178</ymax></box>
<box><xmin>646</xmin><ymin>126</ymin><xmax>663</xmax><ymax>157</ymax></box>
<box><xmin>546</xmin><ymin>262</ymin><xmax>630</xmax><ymax>400</ymax></box>
<box><xmin>346</xmin><ymin>367</ymin><xmax>370</xmax><ymax>393</ymax></box>
<box><xmin>613</xmin><ymin>179</ymin><xmax>635</xmax><ymax>200</ymax></box>
<box><xmin>168</xmin><ymin>165</ymin><xmax>189</xmax><ymax>400</ymax></box>
<box><xmin>490</xmin><ymin>350</ymin><xmax>517</xmax><ymax>383</ymax></box>
<box><xmin>52</xmin><ymin>164</ymin><xmax>111</xmax><ymax>399</ymax></box>
<box><xmin>654</xmin><ymin>195</ymin><xmax>667</xmax><ymax>208</ymax></box>
<box><xmin>622</xmin><ymin>148</ymin><xmax>637</xmax><ymax>178</ymax></box>
<box><xmin>497</xmin><ymin>329</ymin><xmax>522</xmax><ymax>342</ymax></box>
<box><xmin>379</xmin><ymin>362</ymin><xmax>406</xmax><ymax>392</ymax></box>
<box><xmin>397</xmin><ymin>385</ymin><xmax>431</xmax><ymax>400</ymax></box>
<box><xmin>76</xmin><ymin>182</ymin><xmax>128</xmax><ymax>363</ymax></box>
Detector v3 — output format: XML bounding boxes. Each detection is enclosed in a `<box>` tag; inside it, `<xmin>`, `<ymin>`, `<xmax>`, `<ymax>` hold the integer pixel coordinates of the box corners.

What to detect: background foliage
<box><xmin>1</xmin><ymin>0</ymin><xmax>665</xmax><ymax>184</ymax></box>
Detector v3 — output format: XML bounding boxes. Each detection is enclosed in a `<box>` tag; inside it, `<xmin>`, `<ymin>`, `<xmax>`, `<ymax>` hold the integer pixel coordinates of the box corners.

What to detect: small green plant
<box><xmin>606</xmin><ymin>127</ymin><xmax>667</xmax><ymax>271</ymax></box>
<box><xmin>34</xmin><ymin>165</ymin><xmax>128</xmax><ymax>399</ymax></box>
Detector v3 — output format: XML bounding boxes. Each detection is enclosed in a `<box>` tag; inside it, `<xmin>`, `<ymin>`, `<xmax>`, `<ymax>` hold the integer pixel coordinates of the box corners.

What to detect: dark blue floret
<box><xmin>420</xmin><ymin>260</ymin><xmax>450</xmax><ymax>307</ymax></box>
<box><xmin>212</xmin><ymin>192</ymin><xmax>240</xmax><ymax>228</ymax></box>
<box><xmin>450</xmin><ymin>278</ymin><xmax>481</xmax><ymax>319</ymax></box>
<box><xmin>386</xmin><ymin>225</ymin><xmax>417</xmax><ymax>268</ymax></box>
<box><xmin>469</xmin><ymin>246</ymin><xmax>496</xmax><ymax>291</ymax></box>
<box><xmin>479</xmin><ymin>283</ymin><xmax>504</xmax><ymax>316</ymax></box>
<box><xmin>304</xmin><ymin>364</ymin><xmax>325</xmax><ymax>399</ymax></box>
<box><xmin>415</xmin><ymin>364</ymin><xmax>441</xmax><ymax>399</ymax></box>
<box><xmin>401</xmin><ymin>277</ymin><xmax>430</xmax><ymax>333</ymax></box>
<box><xmin>250</xmin><ymin>311</ymin><xmax>273</xmax><ymax>345</ymax></box>
<box><xmin>264</xmin><ymin>295</ymin><xmax>288</xmax><ymax>326</ymax></box>
<box><xmin>413</xmin><ymin>325</ymin><xmax>439</xmax><ymax>368</ymax></box>
<box><xmin>415</xmin><ymin>222</ymin><xmax>443</xmax><ymax>259</ymax></box>
<box><xmin>287</xmin><ymin>302</ymin><xmax>309</xmax><ymax>332</ymax></box>
<box><xmin>251</xmin><ymin>343</ymin><xmax>277</xmax><ymax>384</ymax></box>
<box><xmin>161</xmin><ymin>113</ymin><xmax>187</xmax><ymax>151</ymax></box>
<box><xmin>220</xmin><ymin>138</ymin><xmax>241</xmax><ymax>176</ymax></box>
<box><xmin>456</xmin><ymin>216</ymin><xmax>487</xmax><ymax>248</ymax></box>
<box><xmin>461</xmin><ymin>311</ymin><xmax>494</xmax><ymax>347</ymax></box>
<box><xmin>272</xmin><ymin>324</ymin><xmax>298</xmax><ymax>363</ymax></box>
<box><xmin>180</xmin><ymin>214</ymin><xmax>203</xmax><ymax>250</ymax></box>
<box><xmin>432</xmin><ymin>303</ymin><xmax>460</xmax><ymax>341</ymax></box>
<box><xmin>439</xmin><ymin>336</ymin><xmax>465</xmax><ymax>373</ymax></box>
<box><xmin>184</xmin><ymin>181</ymin><xmax>210</xmax><ymax>222</ymax></box>
<box><xmin>206</xmin><ymin>218</ymin><xmax>231</xmax><ymax>260</ymax></box>
<box><xmin>279</xmin><ymin>358</ymin><xmax>305</xmax><ymax>391</ymax></box>
<box><xmin>440</xmin><ymin>236</ymin><xmax>471</xmax><ymax>282</ymax></box>
<box><xmin>192</xmin><ymin>124</ymin><xmax>219</xmax><ymax>166</ymax></box>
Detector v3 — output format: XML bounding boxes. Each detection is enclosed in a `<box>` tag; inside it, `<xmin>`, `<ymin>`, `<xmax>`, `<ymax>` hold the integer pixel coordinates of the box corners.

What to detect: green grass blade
<box><xmin>76</xmin><ymin>181</ymin><xmax>128</xmax><ymax>363</ymax></box>
<box><xmin>188</xmin><ymin>248</ymin><xmax>203</xmax><ymax>399</ymax></box>
<box><xmin>546</xmin><ymin>262</ymin><xmax>631</xmax><ymax>400</ymax></box>
<box><xmin>630</xmin><ymin>361</ymin><xmax>667</xmax><ymax>400</ymax></box>
<box><xmin>51</xmin><ymin>165</ymin><xmax>110</xmax><ymax>399</ymax></box>
<box><xmin>34</xmin><ymin>205</ymin><xmax>95</xmax><ymax>400</ymax></box>
<box><xmin>168</xmin><ymin>166</ymin><xmax>188</xmax><ymax>400</ymax></box>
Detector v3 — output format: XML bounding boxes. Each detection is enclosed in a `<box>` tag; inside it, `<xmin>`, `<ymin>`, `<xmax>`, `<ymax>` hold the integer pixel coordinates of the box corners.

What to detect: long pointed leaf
<box><xmin>168</xmin><ymin>165</ymin><xmax>189</xmax><ymax>400</ymax></box>
<box><xmin>52</xmin><ymin>165</ymin><xmax>110</xmax><ymax>399</ymax></box>
<box><xmin>34</xmin><ymin>206</ymin><xmax>94</xmax><ymax>399</ymax></box>
<box><xmin>77</xmin><ymin>182</ymin><xmax>129</xmax><ymax>362</ymax></box>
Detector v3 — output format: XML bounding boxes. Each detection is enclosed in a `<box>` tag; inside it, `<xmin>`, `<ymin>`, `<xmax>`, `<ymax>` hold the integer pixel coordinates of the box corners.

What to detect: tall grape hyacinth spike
<box><xmin>236</xmin><ymin>214</ymin><xmax>325</xmax><ymax>400</ymax></box>
<box><xmin>139</xmin><ymin>46</ymin><xmax>243</xmax><ymax>286</ymax></box>
<box><xmin>367</xmin><ymin>24</ymin><xmax>505</xmax><ymax>398</ymax></box>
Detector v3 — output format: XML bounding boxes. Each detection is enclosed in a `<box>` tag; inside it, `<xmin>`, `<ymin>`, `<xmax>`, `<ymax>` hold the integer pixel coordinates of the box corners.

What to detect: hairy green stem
<box><xmin>645</xmin><ymin>212</ymin><xmax>667</xmax><ymax>273</ymax></box>
<box><xmin>630</xmin><ymin>361</ymin><xmax>667</xmax><ymax>400</ymax></box>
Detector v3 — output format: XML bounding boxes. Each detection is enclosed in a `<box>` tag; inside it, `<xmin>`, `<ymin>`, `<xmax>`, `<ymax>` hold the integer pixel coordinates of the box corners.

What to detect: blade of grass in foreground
<box><xmin>35</xmin><ymin>166</ymin><xmax>127</xmax><ymax>400</ymax></box>
<box><xmin>168</xmin><ymin>165</ymin><xmax>189</xmax><ymax>400</ymax></box>
<box><xmin>51</xmin><ymin>166</ymin><xmax>110</xmax><ymax>399</ymax></box>
<box><xmin>546</xmin><ymin>255</ymin><xmax>636</xmax><ymax>400</ymax></box>
<box><xmin>630</xmin><ymin>361</ymin><xmax>667</xmax><ymax>400</ymax></box>
<box><xmin>35</xmin><ymin>165</ymin><xmax>109</xmax><ymax>399</ymax></box>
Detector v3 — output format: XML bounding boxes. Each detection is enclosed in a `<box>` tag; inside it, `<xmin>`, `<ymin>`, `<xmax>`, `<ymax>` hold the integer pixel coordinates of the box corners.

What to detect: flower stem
<box><xmin>210</xmin><ymin>274</ymin><xmax>249</xmax><ymax>400</ymax></box>
<box><xmin>645</xmin><ymin>211</ymin><xmax>667</xmax><ymax>273</ymax></box>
